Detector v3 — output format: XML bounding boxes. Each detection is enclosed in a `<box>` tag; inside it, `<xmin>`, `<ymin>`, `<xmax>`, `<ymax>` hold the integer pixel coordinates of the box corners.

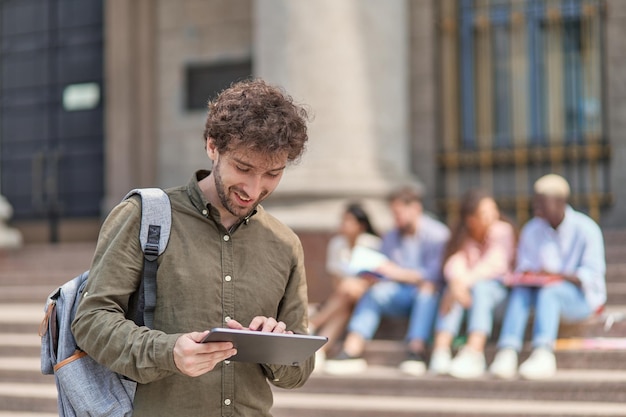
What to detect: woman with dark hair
<box><xmin>429</xmin><ymin>189</ymin><xmax>516</xmax><ymax>379</ymax></box>
<box><xmin>309</xmin><ymin>202</ymin><xmax>381</xmax><ymax>367</ymax></box>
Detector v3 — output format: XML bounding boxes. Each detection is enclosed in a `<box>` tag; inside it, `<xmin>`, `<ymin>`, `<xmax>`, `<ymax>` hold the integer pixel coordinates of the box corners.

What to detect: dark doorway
<box><xmin>0</xmin><ymin>0</ymin><xmax>104</xmax><ymax>242</ymax></box>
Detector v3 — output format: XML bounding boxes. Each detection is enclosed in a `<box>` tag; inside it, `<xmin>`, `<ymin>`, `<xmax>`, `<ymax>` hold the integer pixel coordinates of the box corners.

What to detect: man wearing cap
<box><xmin>489</xmin><ymin>174</ymin><xmax>606</xmax><ymax>380</ymax></box>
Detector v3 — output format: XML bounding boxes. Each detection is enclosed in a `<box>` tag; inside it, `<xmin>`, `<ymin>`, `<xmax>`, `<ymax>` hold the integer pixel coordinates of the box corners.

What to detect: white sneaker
<box><xmin>429</xmin><ymin>348</ymin><xmax>452</xmax><ymax>375</ymax></box>
<box><xmin>324</xmin><ymin>351</ymin><xmax>367</xmax><ymax>375</ymax></box>
<box><xmin>399</xmin><ymin>351</ymin><xmax>427</xmax><ymax>376</ymax></box>
<box><xmin>519</xmin><ymin>348</ymin><xmax>556</xmax><ymax>380</ymax></box>
<box><xmin>489</xmin><ymin>348</ymin><xmax>518</xmax><ymax>379</ymax></box>
<box><xmin>448</xmin><ymin>347</ymin><xmax>486</xmax><ymax>379</ymax></box>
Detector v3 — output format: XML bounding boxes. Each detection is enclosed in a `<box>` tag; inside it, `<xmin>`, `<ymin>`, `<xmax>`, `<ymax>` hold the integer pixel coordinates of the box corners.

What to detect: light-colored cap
<box><xmin>533</xmin><ymin>174</ymin><xmax>570</xmax><ymax>198</ymax></box>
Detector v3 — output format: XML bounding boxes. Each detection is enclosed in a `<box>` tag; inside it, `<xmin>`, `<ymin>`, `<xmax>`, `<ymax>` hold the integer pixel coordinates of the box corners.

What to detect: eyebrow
<box><xmin>232</xmin><ymin>157</ymin><xmax>286</xmax><ymax>173</ymax></box>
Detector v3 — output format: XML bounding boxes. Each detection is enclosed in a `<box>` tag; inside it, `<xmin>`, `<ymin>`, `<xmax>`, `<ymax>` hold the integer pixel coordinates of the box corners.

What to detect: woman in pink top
<box><xmin>429</xmin><ymin>189</ymin><xmax>516</xmax><ymax>379</ymax></box>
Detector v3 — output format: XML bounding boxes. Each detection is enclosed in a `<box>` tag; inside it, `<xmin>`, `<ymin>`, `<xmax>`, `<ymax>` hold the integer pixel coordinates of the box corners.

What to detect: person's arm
<box><xmin>515</xmin><ymin>223</ymin><xmax>538</xmax><ymax>273</ymax></box>
<box><xmin>464</xmin><ymin>222</ymin><xmax>515</xmax><ymax>283</ymax></box>
<box><xmin>71</xmin><ymin>199</ymin><xmax>182</xmax><ymax>384</ymax></box>
<box><xmin>420</xmin><ymin>224</ymin><xmax>450</xmax><ymax>283</ymax></box>
<box><xmin>260</xmin><ymin>240</ymin><xmax>314</xmax><ymax>389</ymax></box>
<box><xmin>374</xmin><ymin>261</ymin><xmax>424</xmax><ymax>284</ymax></box>
<box><xmin>444</xmin><ymin>249</ymin><xmax>470</xmax><ymax>282</ymax></box>
<box><xmin>571</xmin><ymin>223</ymin><xmax>605</xmax><ymax>290</ymax></box>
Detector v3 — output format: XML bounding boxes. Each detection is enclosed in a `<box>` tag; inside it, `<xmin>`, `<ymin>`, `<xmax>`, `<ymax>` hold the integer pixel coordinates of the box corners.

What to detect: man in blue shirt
<box><xmin>489</xmin><ymin>174</ymin><xmax>606</xmax><ymax>380</ymax></box>
<box><xmin>324</xmin><ymin>185</ymin><xmax>450</xmax><ymax>376</ymax></box>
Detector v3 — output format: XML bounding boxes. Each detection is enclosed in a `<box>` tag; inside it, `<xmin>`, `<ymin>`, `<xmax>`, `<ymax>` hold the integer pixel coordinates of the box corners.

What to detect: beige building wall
<box><xmin>104</xmin><ymin>0</ymin><xmax>625</xmax><ymax>232</ymax></box>
<box><xmin>155</xmin><ymin>0</ymin><xmax>253</xmax><ymax>188</ymax></box>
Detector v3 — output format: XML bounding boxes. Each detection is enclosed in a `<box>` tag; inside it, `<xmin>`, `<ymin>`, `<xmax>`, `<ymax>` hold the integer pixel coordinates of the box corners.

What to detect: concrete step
<box><xmin>602</xmin><ymin>229</ymin><xmax>626</xmax><ymax>245</ymax></box>
<box><xmin>271</xmin><ymin>391</ymin><xmax>626</xmax><ymax>417</ymax></box>
<box><xmin>282</xmin><ymin>366</ymin><xmax>626</xmax><ymax>401</ymax></box>
<box><xmin>271</xmin><ymin>365</ymin><xmax>626</xmax><ymax>417</ymax></box>
<box><xmin>0</xmin><ymin>381</ymin><xmax>57</xmax><ymax>416</ymax></box>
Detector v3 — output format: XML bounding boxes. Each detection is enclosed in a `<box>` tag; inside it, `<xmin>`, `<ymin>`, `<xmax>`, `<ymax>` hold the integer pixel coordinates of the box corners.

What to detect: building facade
<box><xmin>1</xmin><ymin>0</ymin><xmax>625</xmax><ymax>299</ymax></box>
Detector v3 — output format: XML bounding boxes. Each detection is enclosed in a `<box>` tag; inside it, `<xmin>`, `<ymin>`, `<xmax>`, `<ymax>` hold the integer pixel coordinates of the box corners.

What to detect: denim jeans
<box><xmin>497</xmin><ymin>281</ymin><xmax>592</xmax><ymax>351</ymax></box>
<box><xmin>436</xmin><ymin>279</ymin><xmax>509</xmax><ymax>337</ymax></box>
<box><xmin>347</xmin><ymin>280</ymin><xmax>439</xmax><ymax>342</ymax></box>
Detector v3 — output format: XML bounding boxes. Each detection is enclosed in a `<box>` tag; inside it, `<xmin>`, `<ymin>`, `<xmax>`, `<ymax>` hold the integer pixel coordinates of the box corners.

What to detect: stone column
<box><xmin>254</xmin><ymin>0</ymin><xmax>415</xmax><ymax>231</ymax></box>
<box><xmin>103</xmin><ymin>0</ymin><xmax>157</xmax><ymax>212</ymax></box>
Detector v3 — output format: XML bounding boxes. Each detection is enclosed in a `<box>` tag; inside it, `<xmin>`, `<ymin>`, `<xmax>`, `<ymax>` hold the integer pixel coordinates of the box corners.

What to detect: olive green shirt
<box><xmin>72</xmin><ymin>171</ymin><xmax>314</xmax><ymax>417</ymax></box>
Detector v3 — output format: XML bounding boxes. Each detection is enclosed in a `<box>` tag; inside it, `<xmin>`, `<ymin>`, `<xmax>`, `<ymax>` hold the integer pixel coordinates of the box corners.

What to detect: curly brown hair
<box><xmin>203</xmin><ymin>78</ymin><xmax>310</xmax><ymax>163</ymax></box>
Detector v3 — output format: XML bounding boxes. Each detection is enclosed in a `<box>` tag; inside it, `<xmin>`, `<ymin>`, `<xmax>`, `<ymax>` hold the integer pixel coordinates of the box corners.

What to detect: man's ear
<box><xmin>206</xmin><ymin>137</ymin><xmax>218</xmax><ymax>161</ymax></box>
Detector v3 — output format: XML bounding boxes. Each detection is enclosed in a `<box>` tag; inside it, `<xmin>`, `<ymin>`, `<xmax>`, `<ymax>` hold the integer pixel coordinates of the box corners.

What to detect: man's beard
<box><xmin>213</xmin><ymin>159</ymin><xmax>263</xmax><ymax>219</ymax></box>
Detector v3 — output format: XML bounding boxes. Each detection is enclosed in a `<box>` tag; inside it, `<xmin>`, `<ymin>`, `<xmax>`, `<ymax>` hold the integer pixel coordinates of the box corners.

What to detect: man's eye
<box><xmin>236</xmin><ymin>165</ymin><xmax>249</xmax><ymax>172</ymax></box>
<box><xmin>267</xmin><ymin>172</ymin><xmax>280</xmax><ymax>178</ymax></box>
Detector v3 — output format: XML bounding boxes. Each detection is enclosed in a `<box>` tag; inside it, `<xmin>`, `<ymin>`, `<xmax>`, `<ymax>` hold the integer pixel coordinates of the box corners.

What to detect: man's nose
<box><xmin>242</xmin><ymin>175</ymin><xmax>263</xmax><ymax>200</ymax></box>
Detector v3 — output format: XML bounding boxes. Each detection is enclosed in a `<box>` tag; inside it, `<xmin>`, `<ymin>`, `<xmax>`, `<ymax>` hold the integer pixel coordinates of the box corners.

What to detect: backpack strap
<box><xmin>123</xmin><ymin>188</ymin><xmax>171</xmax><ymax>329</ymax></box>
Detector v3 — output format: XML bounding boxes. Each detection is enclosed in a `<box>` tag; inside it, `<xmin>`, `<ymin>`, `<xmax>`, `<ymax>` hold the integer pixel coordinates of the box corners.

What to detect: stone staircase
<box><xmin>0</xmin><ymin>230</ymin><xmax>624</xmax><ymax>417</ymax></box>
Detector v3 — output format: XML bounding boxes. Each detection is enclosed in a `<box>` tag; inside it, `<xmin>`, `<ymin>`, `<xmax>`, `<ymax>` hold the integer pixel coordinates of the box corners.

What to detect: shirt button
<box><xmin>224</xmin><ymin>399</ymin><xmax>231</xmax><ymax>406</ymax></box>
<box><xmin>223</xmin><ymin>235</ymin><xmax>230</xmax><ymax>241</ymax></box>
<box><xmin>225</xmin><ymin>275</ymin><xmax>232</xmax><ymax>282</ymax></box>
<box><xmin>225</xmin><ymin>316</ymin><xmax>231</xmax><ymax>322</ymax></box>
<box><xmin>202</xmin><ymin>209</ymin><xmax>208</xmax><ymax>216</ymax></box>
<box><xmin>224</xmin><ymin>360</ymin><xmax>231</xmax><ymax>365</ymax></box>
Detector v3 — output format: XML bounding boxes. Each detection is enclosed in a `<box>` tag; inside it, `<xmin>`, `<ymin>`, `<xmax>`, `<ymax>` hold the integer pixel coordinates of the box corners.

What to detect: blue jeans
<box><xmin>497</xmin><ymin>281</ymin><xmax>592</xmax><ymax>351</ymax></box>
<box><xmin>347</xmin><ymin>280</ymin><xmax>439</xmax><ymax>343</ymax></box>
<box><xmin>436</xmin><ymin>279</ymin><xmax>508</xmax><ymax>337</ymax></box>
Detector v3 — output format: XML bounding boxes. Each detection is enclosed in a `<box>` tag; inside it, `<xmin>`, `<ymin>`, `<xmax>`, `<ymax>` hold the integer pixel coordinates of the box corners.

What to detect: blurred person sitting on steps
<box><xmin>309</xmin><ymin>203</ymin><xmax>381</xmax><ymax>369</ymax></box>
<box><xmin>429</xmin><ymin>189</ymin><xmax>516</xmax><ymax>379</ymax></box>
<box><xmin>489</xmin><ymin>174</ymin><xmax>606</xmax><ymax>380</ymax></box>
<box><xmin>324</xmin><ymin>185</ymin><xmax>450</xmax><ymax>376</ymax></box>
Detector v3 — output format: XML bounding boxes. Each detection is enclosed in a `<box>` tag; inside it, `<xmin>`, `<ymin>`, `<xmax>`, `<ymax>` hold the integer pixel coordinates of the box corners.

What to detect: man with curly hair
<box><xmin>72</xmin><ymin>79</ymin><xmax>312</xmax><ymax>416</ymax></box>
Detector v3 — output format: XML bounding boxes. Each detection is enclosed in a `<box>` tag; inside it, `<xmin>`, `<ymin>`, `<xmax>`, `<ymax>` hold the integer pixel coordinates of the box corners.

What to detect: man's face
<box><xmin>208</xmin><ymin>140</ymin><xmax>287</xmax><ymax>220</ymax></box>
<box><xmin>389</xmin><ymin>199</ymin><xmax>422</xmax><ymax>235</ymax></box>
<box><xmin>532</xmin><ymin>193</ymin><xmax>566</xmax><ymax>228</ymax></box>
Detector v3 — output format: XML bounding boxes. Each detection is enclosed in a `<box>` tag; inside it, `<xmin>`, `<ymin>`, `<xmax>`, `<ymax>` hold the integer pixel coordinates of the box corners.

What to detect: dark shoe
<box><xmin>399</xmin><ymin>351</ymin><xmax>427</xmax><ymax>376</ymax></box>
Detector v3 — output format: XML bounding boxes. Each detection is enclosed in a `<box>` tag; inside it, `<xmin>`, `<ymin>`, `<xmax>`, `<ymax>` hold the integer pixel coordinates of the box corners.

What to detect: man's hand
<box><xmin>227</xmin><ymin>316</ymin><xmax>293</xmax><ymax>334</ymax></box>
<box><xmin>173</xmin><ymin>331</ymin><xmax>236</xmax><ymax>377</ymax></box>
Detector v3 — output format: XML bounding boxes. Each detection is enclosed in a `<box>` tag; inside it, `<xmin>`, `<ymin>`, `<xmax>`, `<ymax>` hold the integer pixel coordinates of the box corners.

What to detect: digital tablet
<box><xmin>200</xmin><ymin>328</ymin><xmax>328</xmax><ymax>366</ymax></box>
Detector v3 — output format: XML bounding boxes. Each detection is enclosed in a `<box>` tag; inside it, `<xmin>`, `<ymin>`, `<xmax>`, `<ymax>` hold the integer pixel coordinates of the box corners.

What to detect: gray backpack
<box><xmin>39</xmin><ymin>188</ymin><xmax>171</xmax><ymax>417</ymax></box>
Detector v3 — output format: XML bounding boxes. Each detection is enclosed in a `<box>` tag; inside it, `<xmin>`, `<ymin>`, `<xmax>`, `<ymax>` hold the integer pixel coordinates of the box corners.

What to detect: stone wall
<box><xmin>156</xmin><ymin>0</ymin><xmax>253</xmax><ymax>188</ymax></box>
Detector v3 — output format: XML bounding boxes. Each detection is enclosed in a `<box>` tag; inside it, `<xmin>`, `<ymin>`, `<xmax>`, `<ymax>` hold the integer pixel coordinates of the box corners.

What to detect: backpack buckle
<box><xmin>144</xmin><ymin>243</ymin><xmax>159</xmax><ymax>260</ymax></box>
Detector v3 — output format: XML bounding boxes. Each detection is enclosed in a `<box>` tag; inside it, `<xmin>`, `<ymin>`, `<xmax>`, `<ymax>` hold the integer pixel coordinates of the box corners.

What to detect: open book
<box><xmin>347</xmin><ymin>246</ymin><xmax>389</xmax><ymax>278</ymax></box>
<box><xmin>503</xmin><ymin>271</ymin><xmax>563</xmax><ymax>287</ymax></box>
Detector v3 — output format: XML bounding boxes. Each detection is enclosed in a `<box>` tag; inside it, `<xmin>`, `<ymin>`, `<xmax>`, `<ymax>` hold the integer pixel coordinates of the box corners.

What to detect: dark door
<box><xmin>0</xmin><ymin>0</ymin><xmax>104</xmax><ymax>241</ymax></box>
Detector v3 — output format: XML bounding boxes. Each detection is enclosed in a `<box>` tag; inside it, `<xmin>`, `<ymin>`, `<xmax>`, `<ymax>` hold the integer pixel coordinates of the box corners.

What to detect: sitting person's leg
<box><xmin>519</xmin><ymin>281</ymin><xmax>591</xmax><ymax>379</ymax></box>
<box><xmin>429</xmin><ymin>294</ymin><xmax>465</xmax><ymax>374</ymax></box>
<box><xmin>532</xmin><ymin>281</ymin><xmax>592</xmax><ymax>347</ymax></box>
<box><xmin>310</xmin><ymin>277</ymin><xmax>371</xmax><ymax>349</ymax></box>
<box><xmin>324</xmin><ymin>281</ymin><xmax>411</xmax><ymax>374</ymax></box>
<box><xmin>489</xmin><ymin>286</ymin><xmax>536</xmax><ymax>379</ymax></box>
<box><xmin>448</xmin><ymin>280</ymin><xmax>508</xmax><ymax>378</ymax></box>
<box><xmin>401</xmin><ymin>281</ymin><xmax>439</xmax><ymax>376</ymax></box>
